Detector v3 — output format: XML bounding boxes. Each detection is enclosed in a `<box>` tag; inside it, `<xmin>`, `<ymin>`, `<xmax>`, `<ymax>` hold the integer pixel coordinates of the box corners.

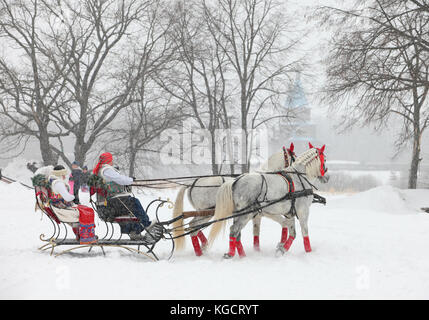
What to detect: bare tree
<box><xmin>41</xmin><ymin>0</ymin><xmax>150</xmax><ymax>167</ymax></box>
<box><xmin>0</xmin><ymin>0</ymin><xmax>71</xmax><ymax>165</ymax></box>
<box><xmin>203</xmin><ymin>0</ymin><xmax>302</xmax><ymax>172</ymax></box>
<box><xmin>155</xmin><ymin>0</ymin><xmax>235</xmax><ymax>175</ymax></box>
<box><xmin>320</xmin><ymin>0</ymin><xmax>429</xmax><ymax>188</ymax></box>
<box><xmin>103</xmin><ymin>0</ymin><xmax>182</xmax><ymax>176</ymax></box>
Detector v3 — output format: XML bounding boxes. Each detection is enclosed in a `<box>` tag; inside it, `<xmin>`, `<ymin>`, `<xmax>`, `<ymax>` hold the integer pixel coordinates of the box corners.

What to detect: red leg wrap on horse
<box><xmin>283</xmin><ymin>236</ymin><xmax>295</xmax><ymax>251</ymax></box>
<box><xmin>191</xmin><ymin>236</ymin><xmax>203</xmax><ymax>256</ymax></box>
<box><xmin>236</xmin><ymin>240</ymin><xmax>246</xmax><ymax>257</ymax></box>
<box><xmin>197</xmin><ymin>231</ymin><xmax>208</xmax><ymax>248</ymax></box>
<box><xmin>280</xmin><ymin>228</ymin><xmax>288</xmax><ymax>244</ymax></box>
<box><xmin>303</xmin><ymin>236</ymin><xmax>312</xmax><ymax>252</ymax></box>
<box><xmin>228</xmin><ymin>237</ymin><xmax>237</xmax><ymax>257</ymax></box>
<box><xmin>253</xmin><ymin>236</ymin><xmax>260</xmax><ymax>251</ymax></box>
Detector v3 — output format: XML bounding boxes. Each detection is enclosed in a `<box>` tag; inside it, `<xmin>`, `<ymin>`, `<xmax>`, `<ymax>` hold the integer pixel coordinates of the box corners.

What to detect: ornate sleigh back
<box><xmin>34</xmin><ymin>183</ymin><xmax>62</xmax><ymax>224</ymax></box>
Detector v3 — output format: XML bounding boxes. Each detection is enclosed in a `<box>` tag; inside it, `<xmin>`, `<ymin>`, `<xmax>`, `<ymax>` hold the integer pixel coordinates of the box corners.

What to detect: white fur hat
<box><xmin>52</xmin><ymin>165</ymin><xmax>68</xmax><ymax>177</ymax></box>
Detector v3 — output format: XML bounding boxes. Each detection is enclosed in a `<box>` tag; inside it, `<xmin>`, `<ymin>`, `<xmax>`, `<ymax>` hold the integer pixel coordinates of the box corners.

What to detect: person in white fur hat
<box><xmin>46</xmin><ymin>165</ymin><xmax>96</xmax><ymax>244</ymax></box>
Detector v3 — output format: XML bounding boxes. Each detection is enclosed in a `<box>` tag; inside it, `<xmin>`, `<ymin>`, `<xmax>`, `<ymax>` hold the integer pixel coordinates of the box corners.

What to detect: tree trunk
<box><xmin>240</xmin><ymin>128</ymin><xmax>249</xmax><ymax>173</ymax></box>
<box><xmin>408</xmin><ymin>129</ymin><xmax>421</xmax><ymax>189</ymax></box>
<box><xmin>73</xmin><ymin>129</ymin><xmax>88</xmax><ymax>168</ymax></box>
<box><xmin>240</xmin><ymin>83</ymin><xmax>249</xmax><ymax>173</ymax></box>
<box><xmin>129</xmin><ymin>150</ymin><xmax>137</xmax><ymax>177</ymax></box>
<box><xmin>39</xmin><ymin>130</ymin><xmax>57</xmax><ymax>166</ymax></box>
<box><xmin>210</xmin><ymin>131</ymin><xmax>219</xmax><ymax>175</ymax></box>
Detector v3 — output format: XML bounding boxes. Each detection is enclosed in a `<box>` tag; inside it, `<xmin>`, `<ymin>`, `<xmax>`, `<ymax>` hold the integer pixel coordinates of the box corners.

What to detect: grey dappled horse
<box><xmin>172</xmin><ymin>144</ymin><xmax>296</xmax><ymax>256</ymax></box>
<box><xmin>208</xmin><ymin>144</ymin><xmax>329</xmax><ymax>259</ymax></box>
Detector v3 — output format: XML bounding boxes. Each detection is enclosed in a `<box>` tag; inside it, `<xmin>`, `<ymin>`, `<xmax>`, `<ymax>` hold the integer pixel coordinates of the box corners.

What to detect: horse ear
<box><xmin>289</xmin><ymin>143</ymin><xmax>294</xmax><ymax>152</ymax></box>
<box><xmin>320</xmin><ymin>145</ymin><xmax>325</xmax><ymax>153</ymax></box>
<box><xmin>309</xmin><ymin>142</ymin><xmax>314</xmax><ymax>149</ymax></box>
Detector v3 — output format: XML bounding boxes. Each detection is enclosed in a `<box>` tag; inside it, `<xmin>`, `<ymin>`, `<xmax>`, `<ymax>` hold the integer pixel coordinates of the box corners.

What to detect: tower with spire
<box><xmin>269</xmin><ymin>72</ymin><xmax>317</xmax><ymax>154</ymax></box>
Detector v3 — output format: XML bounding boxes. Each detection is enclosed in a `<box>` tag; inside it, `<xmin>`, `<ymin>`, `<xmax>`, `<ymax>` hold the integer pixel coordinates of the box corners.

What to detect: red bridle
<box><xmin>309</xmin><ymin>143</ymin><xmax>327</xmax><ymax>176</ymax></box>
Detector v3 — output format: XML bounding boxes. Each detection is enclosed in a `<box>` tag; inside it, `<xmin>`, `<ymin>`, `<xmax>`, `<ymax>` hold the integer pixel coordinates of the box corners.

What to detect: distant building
<box><xmin>269</xmin><ymin>73</ymin><xmax>318</xmax><ymax>154</ymax></box>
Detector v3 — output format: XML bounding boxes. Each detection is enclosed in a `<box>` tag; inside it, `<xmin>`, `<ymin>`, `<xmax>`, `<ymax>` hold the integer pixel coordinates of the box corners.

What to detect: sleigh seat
<box><xmin>92</xmin><ymin>194</ymin><xmax>146</xmax><ymax>236</ymax></box>
<box><xmin>35</xmin><ymin>186</ymin><xmax>79</xmax><ymax>224</ymax></box>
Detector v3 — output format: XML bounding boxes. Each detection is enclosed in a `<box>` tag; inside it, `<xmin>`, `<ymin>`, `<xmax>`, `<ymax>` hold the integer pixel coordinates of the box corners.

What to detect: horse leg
<box><xmin>252</xmin><ymin>215</ymin><xmax>262</xmax><ymax>251</ymax></box>
<box><xmin>265</xmin><ymin>213</ymin><xmax>289</xmax><ymax>246</ymax></box>
<box><xmin>276</xmin><ymin>216</ymin><xmax>296</xmax><ymax>255</ymax></box>
<box><xmin>197</xmin><ymin>230</ymin><xmax>208</xmax><ymax>251</ymax></box>
<box><xmin>189</xmin><ymin>217</ymin><xmax>204</xmax><ymax>257</ymax></box>
<box><xmin>225</xmin><ymin>215</ymin><xmax>252</xmax><ymax>259</ymax></box>
<box><xmin>190</xmin><ymin>216</ymin><xmax>213</xmax><ymax>256</ymax></box>
<box><xmin>235</xmin><ymin>232</ymin><xmax>246</xmax><ymax>257</ymax></box>
<box><xmin>283</xmin><ymin>216</ymin><xmax>296</xmax><ymax>251</ymax></box>
<box><xmin>296</xmin><ymin>208</ymin><xmax>311</xmax><ymax>252</ymax></box>
<box><xmin>196</xmin><ymin>215</ymin><xmax>211</xmax><ymax>252</ymax></box>
<box><xmin>190</xmin><ymin>233</ymin><xmax>203</xmax><ymax>256</ymax></box>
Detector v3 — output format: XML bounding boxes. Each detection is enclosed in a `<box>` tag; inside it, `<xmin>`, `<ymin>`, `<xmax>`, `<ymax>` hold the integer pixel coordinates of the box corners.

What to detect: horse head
<box><xmin>283</xmin><ymin>142</ymin><xmax>296</xmax><ymax>167</ymax></box>
<box><xmin>308</xmin><ymin>142</ymin><xmax>329</xmax><ymax>183</ymax></box>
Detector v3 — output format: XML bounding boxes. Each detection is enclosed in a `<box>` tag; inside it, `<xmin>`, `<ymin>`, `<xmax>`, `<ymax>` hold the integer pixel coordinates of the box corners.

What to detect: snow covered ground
<box><xmin>0</xmin><ymin>179</ymin><xmax>429</xmax><ymax>299</ymax></box>
<box><xmin>332</xmin><ymin>169</ymin><xmax>396</xmax><ymax>185</ymax></box>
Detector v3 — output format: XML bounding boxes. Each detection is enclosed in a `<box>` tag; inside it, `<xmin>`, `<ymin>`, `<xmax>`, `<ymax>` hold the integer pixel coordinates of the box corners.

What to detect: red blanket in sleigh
<box><xmin>72</xmin><ymin>205</ymin><xmax>97</xmax><ymax>245</ymax></box>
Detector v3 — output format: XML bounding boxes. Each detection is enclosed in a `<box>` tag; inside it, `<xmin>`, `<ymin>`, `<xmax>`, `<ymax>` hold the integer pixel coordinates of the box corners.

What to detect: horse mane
<box><xmin>287</xmin><ymin>148</ymin><xmax>320</xmax><ymax>178</ymax></box>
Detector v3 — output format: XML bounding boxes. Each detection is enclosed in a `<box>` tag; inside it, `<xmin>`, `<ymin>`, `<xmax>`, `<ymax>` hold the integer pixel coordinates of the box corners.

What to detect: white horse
<box><xmin>171</xmin><ymin>144</ymin><xmax>296</xmax><ymax>256</ymax></box>
<box><xmin>208</xmin><ymin>144</ymin><xmax>329</xmax><ymax>258</ymax></box>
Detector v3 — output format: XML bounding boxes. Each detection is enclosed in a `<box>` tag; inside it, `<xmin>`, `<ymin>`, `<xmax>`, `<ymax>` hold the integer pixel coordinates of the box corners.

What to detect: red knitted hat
<box><xmin>92</xmin><ymin>152</ymin><xmax>113</xmax><ymax>175</ymax></box>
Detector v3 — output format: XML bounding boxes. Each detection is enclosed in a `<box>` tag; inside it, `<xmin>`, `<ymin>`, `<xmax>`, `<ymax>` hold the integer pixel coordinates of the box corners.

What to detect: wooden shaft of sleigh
<box><xmin>182</xmin><ymin>209</ymin><xmax>215</xmax><ymax>218</ymax></box>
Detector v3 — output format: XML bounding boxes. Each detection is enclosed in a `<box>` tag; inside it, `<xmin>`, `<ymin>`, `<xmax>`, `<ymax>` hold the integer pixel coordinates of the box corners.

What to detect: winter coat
<box><xmin>70</xmin><ymin>168</ymin><xmax>83</xmax><ymax>187</ymax></box>
<box><xmin>81</xmin><ymin>171</ymin><xmax>90</xmax><ymax>185</ymax></box>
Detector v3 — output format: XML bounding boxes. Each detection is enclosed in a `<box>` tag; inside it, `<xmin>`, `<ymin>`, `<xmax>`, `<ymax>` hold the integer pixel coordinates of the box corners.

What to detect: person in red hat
<box><xmin>93</xmin><ymin>152</ymin><xmax>160</xmax><ymax>242</ymax></box>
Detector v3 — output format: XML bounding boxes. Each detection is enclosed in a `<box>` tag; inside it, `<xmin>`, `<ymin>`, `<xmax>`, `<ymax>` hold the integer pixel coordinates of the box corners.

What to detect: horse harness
<box><xmin>277</xmin><ymin>171</ymin><xmax>298</xmax><ymax>218</ymax></box>
<box><xmin>188</xmin><ymin>176</ymin><xmax>227</xmax><ymax>211</ymax></box>
<box><xmin>165</xmin><ymin>170</ymin><xmax>325</xmax><ymax>240</ymax></box>
<box><xmin>232</xmin><ymin>169</ymin><xmax>315</xmax><ymax>220</ymax></box>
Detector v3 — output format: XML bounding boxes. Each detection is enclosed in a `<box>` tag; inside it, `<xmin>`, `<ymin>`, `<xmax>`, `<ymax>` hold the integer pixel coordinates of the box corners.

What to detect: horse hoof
<box><xmin>275</xmin><ymin>246</ymin><xmax>286</xmax><ymax>257</ymax></box>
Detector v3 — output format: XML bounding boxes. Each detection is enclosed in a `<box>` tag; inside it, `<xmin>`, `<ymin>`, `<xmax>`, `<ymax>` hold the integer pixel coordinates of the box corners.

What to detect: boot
<box><xmin>129</xmin><ymin>231</ymin><xmax>144</xmax><ymax>240</ymax></box>
<box><xmin>142</xmin><ymin>221</ymin><xmax>164</xmax><ymax>244</ymax></box>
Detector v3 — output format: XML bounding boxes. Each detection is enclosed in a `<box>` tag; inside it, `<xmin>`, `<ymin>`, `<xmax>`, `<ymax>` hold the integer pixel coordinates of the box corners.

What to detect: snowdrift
<box><xmin>329</xmin><ymin>185</ymin><xmax>429</xmax><ymax>215</ymax></box>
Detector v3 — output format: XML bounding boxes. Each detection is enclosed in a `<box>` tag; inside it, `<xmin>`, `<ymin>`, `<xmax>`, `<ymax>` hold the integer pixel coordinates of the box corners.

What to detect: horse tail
<box><xmin>208</xmin><ymin>180</ymin><xmax>235</xmax><ymax>245</ymax></box>
<box><xmin>172</xmin><ymin>186</ymin><xmax>187</xmax><ymax>251</ymax></box>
